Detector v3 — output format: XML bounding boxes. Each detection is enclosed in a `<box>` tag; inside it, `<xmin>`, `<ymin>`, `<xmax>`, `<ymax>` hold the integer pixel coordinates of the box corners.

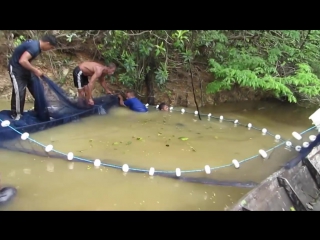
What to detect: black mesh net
<box><xmin>1</xmin><ymin>75</ymin><xmax>318</xmax><ymax>189</ymax></box>
<box><xmin>0</xmin><ymin>75</ymin><xmax>118</xmax><ymax>145</ymax></box>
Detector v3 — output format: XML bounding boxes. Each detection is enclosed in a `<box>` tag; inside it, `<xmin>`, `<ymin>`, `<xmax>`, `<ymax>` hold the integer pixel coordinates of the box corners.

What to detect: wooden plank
<box><xmin>277</xmin><ymin>177</ymin><xmax>307</xmax><ymax>211</ymax></box>
<box><xmin>303</xmin><ymin>158</ymin><xmax>320</xmax><ymax>188</ymax></box>
<box><xmin>265</xmin><ymin>188</ymin><xmax>293</xmax><ymax>211</ymax></box>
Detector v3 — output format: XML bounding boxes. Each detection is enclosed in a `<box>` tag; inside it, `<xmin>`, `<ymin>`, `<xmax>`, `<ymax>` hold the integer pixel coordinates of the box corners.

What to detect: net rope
<box><xmin>0</xmin><ymin>106</ymin><xmax>316</xmax><ymax>175</ymax></box>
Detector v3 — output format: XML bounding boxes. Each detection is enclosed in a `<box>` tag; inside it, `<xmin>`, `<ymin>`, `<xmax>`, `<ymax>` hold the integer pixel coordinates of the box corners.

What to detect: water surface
<box><xmin>0</xmin><ymin>99</ymin><xmax>317</xmax><ymax>210</ymax></box>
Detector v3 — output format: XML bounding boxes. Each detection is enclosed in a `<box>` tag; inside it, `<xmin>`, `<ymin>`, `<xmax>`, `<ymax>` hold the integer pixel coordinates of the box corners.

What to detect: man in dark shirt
<box><xmin>8</xmin><ymin>35</ymin><xmax>57</xmax><ymax>120</ymax></box>
<box><xmin>118</xmin><ymin>90</ymin><xmax>148</xmax><ymax>113</ymax></box>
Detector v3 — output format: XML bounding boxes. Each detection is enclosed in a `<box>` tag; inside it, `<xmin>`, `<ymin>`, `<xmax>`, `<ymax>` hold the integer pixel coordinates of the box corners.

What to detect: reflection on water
<box><xmin>0</xmin><ymin>99</ymin><xmax>318</xmax><ymax>210</ymax></box>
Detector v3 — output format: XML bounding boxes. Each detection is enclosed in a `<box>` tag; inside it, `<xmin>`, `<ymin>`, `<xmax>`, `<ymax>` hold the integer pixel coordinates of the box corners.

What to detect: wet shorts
<box><xmin>73</xmin><ymin>66</ymin><xmax>89</xmax><ymax>89</ymax></box>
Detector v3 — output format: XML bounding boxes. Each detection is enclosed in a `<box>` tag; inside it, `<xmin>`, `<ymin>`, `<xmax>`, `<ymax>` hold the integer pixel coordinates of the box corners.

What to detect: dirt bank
<box><xmin>0</xmin><ymin>32</ymin><xmax>269</xmax><ymax>107</ymax></box>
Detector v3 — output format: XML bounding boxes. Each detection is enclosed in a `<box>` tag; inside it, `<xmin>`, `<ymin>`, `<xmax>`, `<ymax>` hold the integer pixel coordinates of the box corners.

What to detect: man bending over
<box><xmin>8</xmin><ymin>35</ymin><xmax>57</xmax><ymax>120</ymax></box>
<box><xmin>118</xmin><ymin>90</ymin><xmax>148</xmax><ymax>113</ymax></box>
<box><xmin>73</xmin><ymin>62</ymin><xmax>116</xmax><ymax>105</ymax></box>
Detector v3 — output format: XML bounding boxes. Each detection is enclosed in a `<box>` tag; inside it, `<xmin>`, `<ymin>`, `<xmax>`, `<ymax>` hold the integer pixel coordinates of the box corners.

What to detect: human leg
<box><xmin>76</xmin><ymin>88</ymin><xmax>86</xmax><ymax>106</ymax></box>
<box><xmin>73</xmin><ymin>66</ymin><xmax>91</xmax><ymax>104</ymax></box>
<box><xmin>77</xmin><ymin>88</ymin><xmax>85</xmax><ymax>98</ymax></box>
<box><xmin>8</xmin><ymin>65</ymin><xmax>28</xmax><ymax>120</ymax></box>
<box><xmin>84</xmin><ymin>85</ymin><xmax>94</xmax><ymax>105</ymax></box>
<box><xmin>26</xmin><ymin>75</ymin><xmax>38</xmax><ymax>112</ymax></box>
<box><xmin>73</xmin><ymin>66</ymin><xmax>83</xmax><ymax>90</ymax></box>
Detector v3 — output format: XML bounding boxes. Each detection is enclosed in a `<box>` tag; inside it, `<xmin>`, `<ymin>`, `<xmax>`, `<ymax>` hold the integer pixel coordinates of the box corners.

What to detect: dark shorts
<box><xmin>73</xmin><ymin>66</ymin><xmax>89</xmax><ymax>89</ymax></box>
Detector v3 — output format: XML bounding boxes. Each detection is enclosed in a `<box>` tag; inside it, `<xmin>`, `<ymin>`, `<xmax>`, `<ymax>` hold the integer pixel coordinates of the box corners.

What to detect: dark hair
<box><xmin>158</xmin><ymin>102</ymin><xmax>166</xmax><ymax>110</ymax></box>
<box><xmin>41</xmin><ymin>35</ymin><xmax>57</xmax><ymax>46</ymax></box>
<box><xmin>126</xmin><ymin>89</ymin><xmax>135</xmax><ymax>96</ymax></box>
<box><xmin>107</xmin><ymin>62</ymin><xmax>116</xmax><ymax>69</ymax></box>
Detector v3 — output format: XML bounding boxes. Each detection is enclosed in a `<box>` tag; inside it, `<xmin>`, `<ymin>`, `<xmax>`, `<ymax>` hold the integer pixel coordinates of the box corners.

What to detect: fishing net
<box><xmin>1</xmin><ymin>75</ymin><xmax>318</xmax><ymax>189</ymax></box>
<box><xmin>0</xmin><ymin>75</ymin><xmax>119</xmax><ymax>150</ymax></box>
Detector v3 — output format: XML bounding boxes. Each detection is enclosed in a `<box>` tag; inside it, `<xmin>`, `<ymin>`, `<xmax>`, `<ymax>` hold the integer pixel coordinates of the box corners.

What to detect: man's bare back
<box><xmin>79</xmin><ymin>62</ymin><xmax>106</xmax><ymax>77</ymax></box>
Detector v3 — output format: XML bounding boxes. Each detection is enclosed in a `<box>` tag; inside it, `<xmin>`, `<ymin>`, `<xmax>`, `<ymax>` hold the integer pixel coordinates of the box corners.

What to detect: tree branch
<box><xmin>300</xmin><ymin>30</ymin><xmax>311</xmax><ymax>50</ymax></box>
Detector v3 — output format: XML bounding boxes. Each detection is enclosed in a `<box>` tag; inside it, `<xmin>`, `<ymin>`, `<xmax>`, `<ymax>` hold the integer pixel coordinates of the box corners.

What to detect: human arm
<box><xmin>98</xmin><ymin>75</ymin><xmax>112</xmax><ymax>94</ymax></box>
<box><xmin>87</xmin><ymin>67</ymin><xmax>103</xmax><ymax>100</ymax></box>
<box><xmin>19</xmin><ymin>52</ymin><xmax>42</xmax><ymax>77</ymax></box>
<box><xmin>118</xmin><ymin>94</ymin><xmax>126</xmax><ymax>106</ymax></box>
<box><xmin>118</xmin><ymin>95</ymin><xmax>131</xmax><ymax>108</ymax></box>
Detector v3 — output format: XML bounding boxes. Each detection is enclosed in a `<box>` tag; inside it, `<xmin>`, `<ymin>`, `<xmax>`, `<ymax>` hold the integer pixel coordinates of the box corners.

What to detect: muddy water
<box><xmin>0</xmin><ymin>99</ymin><xmax>318</xmax><ymax>210</ymax></box>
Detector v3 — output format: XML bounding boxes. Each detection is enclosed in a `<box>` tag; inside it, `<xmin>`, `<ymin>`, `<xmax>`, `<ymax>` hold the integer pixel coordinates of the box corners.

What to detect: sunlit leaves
<box><xmin>155</xmin><ymin>62</ymin><xmax>169</xmax><ymax>86</ymax></box>
<box><xmin>206</xmin><ymin>30</ymin><xmax>320</xmax><ymax>103</ymax></box>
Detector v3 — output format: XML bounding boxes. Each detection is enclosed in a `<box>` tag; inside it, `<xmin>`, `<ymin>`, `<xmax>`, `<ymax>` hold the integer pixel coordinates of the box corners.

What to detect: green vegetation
<box><xmin>4</xmin><ymin>30</ymin><xmax>320</xmax><ymax>106</ymax></box>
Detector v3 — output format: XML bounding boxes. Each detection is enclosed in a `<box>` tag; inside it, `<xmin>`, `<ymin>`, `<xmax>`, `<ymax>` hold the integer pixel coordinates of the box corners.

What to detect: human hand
<box><xmin>34</xmin><ymin>68</ymin><xmax>43</xmax><ymax>78</ymax></box>
<box><xmin>87</xmin><ymin>98</ymin><xmax>94</xmax><ymax>106</ymax></box>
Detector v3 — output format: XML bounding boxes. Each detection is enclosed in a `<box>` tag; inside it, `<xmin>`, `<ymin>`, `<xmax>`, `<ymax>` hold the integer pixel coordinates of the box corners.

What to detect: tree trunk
<box><xmin>145</xmin><ymin>57</ymin><xmax>156</xmax><ymax>105</ymax></box>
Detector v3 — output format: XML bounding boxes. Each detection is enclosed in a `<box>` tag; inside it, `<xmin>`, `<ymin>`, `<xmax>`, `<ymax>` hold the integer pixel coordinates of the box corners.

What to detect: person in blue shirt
<box><xmin>118</xmin><ymin>90</ymin><xmax>148</xmax><ymax>112</ymax></box>
<box><xmin>8</xmin><ymin>35</ymin><xmax>57</xmax><ymax>120</ymax></box>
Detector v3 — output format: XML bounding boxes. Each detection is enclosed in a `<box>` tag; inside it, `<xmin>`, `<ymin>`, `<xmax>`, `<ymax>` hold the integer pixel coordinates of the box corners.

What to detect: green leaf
<box><xmin>179</xmin><ymin>137</ymin><xmax>189</xmax><ymax>141</ymax></box>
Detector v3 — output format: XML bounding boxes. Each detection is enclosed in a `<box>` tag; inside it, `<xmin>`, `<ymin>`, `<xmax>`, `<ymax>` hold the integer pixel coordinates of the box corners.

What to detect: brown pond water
<box><xmin>0</xmin><ymin>99</ymin><xmax>318</xmax><ymax>210</ymax></box>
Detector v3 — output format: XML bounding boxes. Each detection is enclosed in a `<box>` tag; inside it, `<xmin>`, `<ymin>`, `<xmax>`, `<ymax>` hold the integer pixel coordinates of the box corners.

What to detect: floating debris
<box><xmin>179</xmin><ymin>137</ymin><xmax>188</xmax><ymax>141</ymax></box>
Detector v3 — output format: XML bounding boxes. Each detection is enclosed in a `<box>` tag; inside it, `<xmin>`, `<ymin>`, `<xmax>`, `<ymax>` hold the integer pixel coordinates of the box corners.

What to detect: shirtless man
<box><xmin>73</xmin><ymin>62</ymin><xmax>116</xmax><ymax>105</ymax></box>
